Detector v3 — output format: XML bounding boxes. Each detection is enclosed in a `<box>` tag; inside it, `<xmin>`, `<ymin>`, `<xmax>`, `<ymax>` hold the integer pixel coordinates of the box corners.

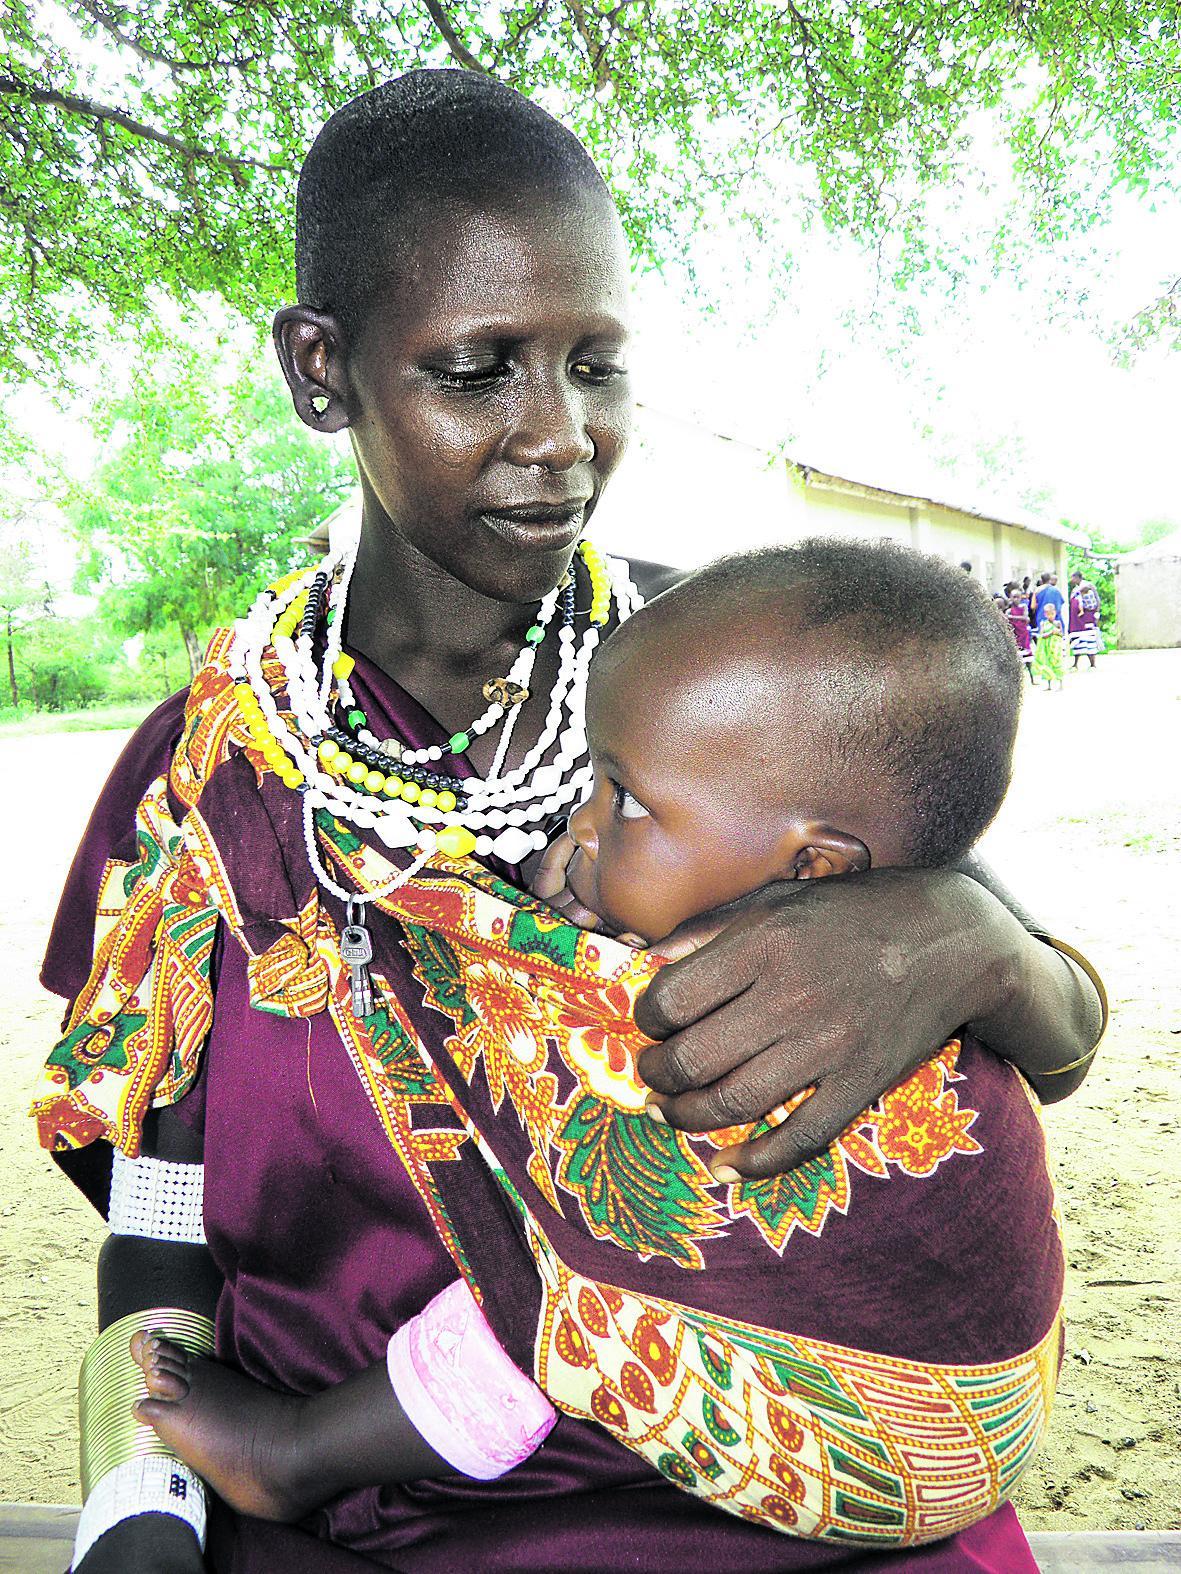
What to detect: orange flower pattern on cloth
<box><xmin>867</xmin><ymin>1046</ymin><xmax>983</xmax><ymax>1174</ymax></box>
<box><xmin>383</xmin><ymin>856</ymin><xmax>985</xmax><ymax>1261</ymax></box>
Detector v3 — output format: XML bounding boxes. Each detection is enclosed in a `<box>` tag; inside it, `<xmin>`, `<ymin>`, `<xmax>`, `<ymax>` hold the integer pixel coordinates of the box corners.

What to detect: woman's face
<box><xmin>344</xmin><ymin>190</ymin><xmax>632</xmax><ymax>604</ymax></box>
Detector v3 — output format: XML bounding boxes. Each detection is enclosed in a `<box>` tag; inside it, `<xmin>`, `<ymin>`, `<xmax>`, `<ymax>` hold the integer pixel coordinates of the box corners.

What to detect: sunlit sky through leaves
<box><xmin>18</xmin><ymin>40</ymin><xmax>1181</xmax><ymax>554</ymax></box>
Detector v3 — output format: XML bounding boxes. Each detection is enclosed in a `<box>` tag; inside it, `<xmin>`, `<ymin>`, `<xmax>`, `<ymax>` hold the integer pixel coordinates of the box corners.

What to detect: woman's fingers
<box><xmin>641</xmin><ymin>909</ymin><xmax>733</xmax><ymax>964</ymax></box>
<box><xmin>707</xmin><ymin>1078</ymin><xmax>857</xmax><ymax>1179</ymax></box>
<box><xmin>638</xmin><ymin>995</ymin><xmax>781</xmax><ymax>1112</ymax></box>
<box><xmin>634</xmin><ymin>904</ymin><xmax>768</xmax><ymax>1044</ymax></box>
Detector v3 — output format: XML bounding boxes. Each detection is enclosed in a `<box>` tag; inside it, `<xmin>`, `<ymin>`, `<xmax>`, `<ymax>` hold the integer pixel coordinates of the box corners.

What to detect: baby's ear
<box><xmin>792</xmin><ymin>829</ymin><xmax>871</xmax><ymax>881</ymax></box>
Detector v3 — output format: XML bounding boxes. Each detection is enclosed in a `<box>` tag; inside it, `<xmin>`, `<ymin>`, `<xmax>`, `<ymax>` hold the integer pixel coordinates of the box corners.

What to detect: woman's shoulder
<box><xmin>41</xmin><ymin>688</ymin><xmax>191</xmax><ymax>1001</ymax></box>
<box><xmin>624</xmin><ymin>557</ymin><xmax>687</xmax><ymax>601</ymax></box>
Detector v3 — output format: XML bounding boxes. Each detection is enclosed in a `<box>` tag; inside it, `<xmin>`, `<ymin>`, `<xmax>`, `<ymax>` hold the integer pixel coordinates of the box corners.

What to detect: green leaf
<box><xmin>553</xmin><ymin>1093</ymin><xmax>724</xmax><ymax>1267</ymax></box>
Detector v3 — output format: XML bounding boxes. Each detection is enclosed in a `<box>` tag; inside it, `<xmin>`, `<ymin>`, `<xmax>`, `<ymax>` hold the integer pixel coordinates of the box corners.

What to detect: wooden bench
<box><xmin>3</xmin><ymin>1505</ymin><xmax>1180</xmax><ymax>1572</ymax></box>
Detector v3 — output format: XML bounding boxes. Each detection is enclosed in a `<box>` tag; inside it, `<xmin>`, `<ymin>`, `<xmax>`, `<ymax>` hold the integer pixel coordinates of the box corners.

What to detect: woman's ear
<box><xmin>272</xmin><ymin>306</ymin><xmax>352</xmax><ymax>433</ymax></box>
<box><xmin>789</xmin><ymin>827</ymin><xmax>872</xmax><ymax>881</ymax></box>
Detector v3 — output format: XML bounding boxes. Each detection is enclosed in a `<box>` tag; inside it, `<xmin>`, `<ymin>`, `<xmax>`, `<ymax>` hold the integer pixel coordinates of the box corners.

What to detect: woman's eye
<box><xmin>611</xmin><ymin>780</ymin><xmax>649</xmax><ymax>820</ymax></box>
<box><xmin>434</xmin><ymin>364</ymin><xmax>508</xmax><ymax>390</ymax></box>
<box><xmin>572</xmin><ymin>359</ymin><xmax>627</xmax><ymax>384</ymax></box>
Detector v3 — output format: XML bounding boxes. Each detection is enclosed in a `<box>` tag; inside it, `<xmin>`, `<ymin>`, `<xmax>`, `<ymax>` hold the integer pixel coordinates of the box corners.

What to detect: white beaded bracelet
<box><xmin>107</xmin><ymin>1153</ymin><xmax>206</xmax><ymax>1246</ymax></box>
<box><xmin>72</xmin><ymin>1456</ymin><xmax>206</xmax><ymax>1569</ymax></box>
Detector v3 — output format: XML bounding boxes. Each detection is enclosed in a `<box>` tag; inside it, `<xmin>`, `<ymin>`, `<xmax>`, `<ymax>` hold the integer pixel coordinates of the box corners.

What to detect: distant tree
<box><xmin>1137</xmin><ymin>518</ymin><xmax>1179</xmax><ymax>549</ymax></box>
<box><xmin>0</xmin><ymin>514</ymin><xmax>53</xmax><ymax>704</ymax></box>
<box><xmin>4</xmin><ymin>1</ymin><xmax>1181</xmax><ymax>383</ymax></box>
<box><xmin>67</xmin><ymin>328</ymin><xmax>354</xmax><ymax>676</ymax></box>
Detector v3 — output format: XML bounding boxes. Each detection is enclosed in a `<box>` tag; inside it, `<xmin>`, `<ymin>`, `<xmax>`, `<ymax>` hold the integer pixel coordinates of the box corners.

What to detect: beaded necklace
<box><xmin>228</xmin><ymin>536</ymin><xmax>642</xmax><ymax>1006</ymax></box>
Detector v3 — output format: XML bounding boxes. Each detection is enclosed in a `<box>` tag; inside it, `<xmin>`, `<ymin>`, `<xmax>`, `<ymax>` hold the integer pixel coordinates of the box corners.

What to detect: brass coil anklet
<box><xmin>79</xmin><ymin>1307</ymin><xmax>215</xmax><ymax>1496</ymax></box>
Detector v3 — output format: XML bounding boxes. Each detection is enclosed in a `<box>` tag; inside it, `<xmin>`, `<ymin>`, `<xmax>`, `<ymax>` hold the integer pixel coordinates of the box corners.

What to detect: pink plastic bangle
<box><xmin>387</xmin><ymin>1278</ymin><xmax>556</xmax><ymax>1480</ymax></box>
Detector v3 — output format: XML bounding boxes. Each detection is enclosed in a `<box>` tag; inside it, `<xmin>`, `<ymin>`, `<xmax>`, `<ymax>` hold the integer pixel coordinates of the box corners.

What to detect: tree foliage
<box><xmin>67</xmin><ymin>328</ymin><xmax>355</xmax><ymax>675</ymax></box>
<box><xmin>3</xmin><ymin>1</ymin><xmax>1180</xmax><ymax>382</ymax></box>
<box><xmin>0</xmin><ymin>520</ymin><xmax>53</xmax><ymax>704</ymax></box>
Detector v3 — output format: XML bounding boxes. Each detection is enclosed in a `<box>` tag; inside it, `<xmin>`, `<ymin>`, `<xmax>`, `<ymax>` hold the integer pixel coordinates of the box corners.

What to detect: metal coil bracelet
<box><xmin>78</xmin><ymin>1307</ymin><xmax>215</xmax><ymax>1496</ymax></box>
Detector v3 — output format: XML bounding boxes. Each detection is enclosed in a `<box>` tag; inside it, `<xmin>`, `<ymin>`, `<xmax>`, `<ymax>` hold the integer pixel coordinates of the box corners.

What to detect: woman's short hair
<box><xmin>295</xmin><ymin>69</ymin><xmax>608</xmax><ymax>338</ymax></box>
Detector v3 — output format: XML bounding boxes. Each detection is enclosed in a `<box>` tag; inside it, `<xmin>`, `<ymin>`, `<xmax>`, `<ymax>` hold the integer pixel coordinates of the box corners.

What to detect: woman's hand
<box><xmin>633</xmin><ymin>866</ymin><xmax>1079</xmax><ymax>1181</ymax></box>
<box><xmin>72</xmin><ymin>1513</ymin><xmax>206</xmax><ymax>1573</ymax></box>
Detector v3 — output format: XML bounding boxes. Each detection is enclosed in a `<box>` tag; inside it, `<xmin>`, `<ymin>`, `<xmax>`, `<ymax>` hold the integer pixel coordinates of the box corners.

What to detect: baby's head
<box><xmin>565</xmin><ymin>538</ymin><xmax>1022</xmax><ymax>944</ymax></box>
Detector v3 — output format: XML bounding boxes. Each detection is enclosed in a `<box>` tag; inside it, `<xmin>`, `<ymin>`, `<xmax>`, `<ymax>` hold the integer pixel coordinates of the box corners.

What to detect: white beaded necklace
<box><xmin>228</xmin><ymin>536</ymin><xmax>643</xmax><ymax>882</ymax></box>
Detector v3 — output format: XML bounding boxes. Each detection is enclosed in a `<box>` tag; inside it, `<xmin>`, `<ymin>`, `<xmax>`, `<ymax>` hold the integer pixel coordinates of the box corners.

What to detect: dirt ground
<box><xmin>1</xmin><ymin>649</ymin><xmax>1178</xmax><ymax>1526</ymax></box>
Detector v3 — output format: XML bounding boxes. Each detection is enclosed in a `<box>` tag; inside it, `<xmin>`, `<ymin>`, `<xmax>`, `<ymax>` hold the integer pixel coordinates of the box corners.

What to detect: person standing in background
<box><xmin>1069</xmin><ymin>572</ymin><xmax>1102</xmax><ymax>669</ymax></box>
<box><xmin>1005</xmin><ymin>587</ymin><xmax>1035</xmax><ymax>683</ymax></box>
<box><xmin>1032</xmin><ymin>572</ymin><xmax>1065</xmax><ymax>632</ymax></box>
<box><xmin>1032</xmin><ymin>598</ymin><xmax>1067</xmax><ymax>690</ymax></box>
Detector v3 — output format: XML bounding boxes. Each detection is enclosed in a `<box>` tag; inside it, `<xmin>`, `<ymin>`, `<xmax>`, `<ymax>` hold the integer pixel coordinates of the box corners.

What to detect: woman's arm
<box><xmin>74</xmin><ymin>1106</ymin><xmax>221</xmax><ymax>1574</ymax></box>
<box><xmin>634</xmin><ymin>862</ymin><xmax>1105</xmax><ymax>1180</ymax></box>
<box><xmin>952</xmin><ymin>849</ymin><xmax>1105</xmax><ymax>1101</ymax></box>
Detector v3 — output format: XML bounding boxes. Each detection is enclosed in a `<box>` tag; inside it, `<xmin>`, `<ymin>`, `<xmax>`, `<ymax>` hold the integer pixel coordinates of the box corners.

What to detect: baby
<box><xmin>132</xmin><ymin>536</ymin><xmax>1034</xmax><ymax>1519</ymax></box>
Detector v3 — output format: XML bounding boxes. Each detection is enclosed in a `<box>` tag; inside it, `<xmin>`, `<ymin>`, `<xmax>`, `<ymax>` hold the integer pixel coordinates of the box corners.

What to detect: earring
<box><xmin>310</xmin><ymin>394</ymin><xmax>330</xmax><ymax>417</ymax></box>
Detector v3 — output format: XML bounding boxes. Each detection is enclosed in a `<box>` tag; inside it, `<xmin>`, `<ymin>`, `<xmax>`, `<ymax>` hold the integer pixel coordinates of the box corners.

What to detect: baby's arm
<box><xmin>133</xmin><ymin>1279</ymin><xmax>556</xmax><ymax>1521</ymax></box>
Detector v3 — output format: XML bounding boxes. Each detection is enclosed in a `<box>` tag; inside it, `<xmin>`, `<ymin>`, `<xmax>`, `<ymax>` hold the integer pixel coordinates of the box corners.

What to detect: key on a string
<box><xmin>340</xmin><ymin>900</ymin><xmax>375</xmax><ymax>1018</ymax></box>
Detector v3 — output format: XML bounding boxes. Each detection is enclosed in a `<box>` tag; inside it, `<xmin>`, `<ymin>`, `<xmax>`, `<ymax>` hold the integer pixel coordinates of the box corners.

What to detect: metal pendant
<box><xmin>482</xmin><ymin>677</ymin><xmax>530</xmax><ymax>708</ymax></box>
<box><xmin>340</xmin><ymin>897</ymin><xmax>375</xmax><ymax>1018</ymax></box>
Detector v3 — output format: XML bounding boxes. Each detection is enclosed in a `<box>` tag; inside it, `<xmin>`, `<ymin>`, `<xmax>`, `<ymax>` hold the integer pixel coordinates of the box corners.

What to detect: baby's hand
<box><xmin>530</xmin><ymin>832</ymin><xmax>643</xmax><ymax>946</ymax></box>
<box><xmin>530</xmin><ymin>833</ymin><xmax>602</xmax><ymax>929</ymax></box>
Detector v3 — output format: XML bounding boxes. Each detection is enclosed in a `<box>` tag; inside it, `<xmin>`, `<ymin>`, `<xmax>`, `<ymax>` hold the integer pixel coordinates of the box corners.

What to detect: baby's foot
<box><xmin>130</xmin><ymin>1330</ymin><xmax>316</xmax><ymax>1522</ymax></box>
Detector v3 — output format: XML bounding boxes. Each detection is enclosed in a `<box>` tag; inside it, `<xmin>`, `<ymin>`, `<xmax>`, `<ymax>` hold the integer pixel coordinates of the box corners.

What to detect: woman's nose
<box><xmin>505</xmin><ymin>377</ymin><xmax>595</xmax><ymax>472</ymax></box>
<box><xmin>567</xmin><ymin>801</ymin><xmax>597</xmax><ymax>859</ymax></box>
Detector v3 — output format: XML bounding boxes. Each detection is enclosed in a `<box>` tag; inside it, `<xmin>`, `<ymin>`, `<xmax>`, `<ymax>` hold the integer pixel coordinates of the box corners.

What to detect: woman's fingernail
<box><xmin>645</xmin><ymin>1102</ymin><xmax>666</xmax><ymax>1125</ymax></box>
<box><xmin>711</xmin><ymin>1164</ymin><xmax>741</xmax><ymax>1185</ymax></box>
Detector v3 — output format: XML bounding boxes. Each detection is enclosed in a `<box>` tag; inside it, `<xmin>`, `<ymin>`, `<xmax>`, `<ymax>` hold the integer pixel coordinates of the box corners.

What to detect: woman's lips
<box><xmin>477</xmin><ymin>504</ymin><xmax>588</xmax><ymax>551</ymax></box>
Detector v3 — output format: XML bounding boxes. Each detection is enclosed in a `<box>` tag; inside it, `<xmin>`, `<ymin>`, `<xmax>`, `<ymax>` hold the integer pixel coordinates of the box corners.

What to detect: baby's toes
<box><xmin>142</xmin><ymin>1339</ymin><xmax>192</xmax><ymax>1401</ymax></box>
<box><xmin>146</xmin><ymin>1333</ymin><xmax>191</xmax><ymax>1374</ymax></box>
<box><xmin>141</xmin><ymin>1359</ymin><xmax>190</xmax><ymax>1402</ymax></box>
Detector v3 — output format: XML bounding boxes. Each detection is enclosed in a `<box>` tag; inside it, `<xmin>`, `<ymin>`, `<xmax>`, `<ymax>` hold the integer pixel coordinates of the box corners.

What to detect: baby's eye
<box><xmin>611</xmin><ymin>780</ymin><xmax>649</xmax><ymax>820</ymax></box>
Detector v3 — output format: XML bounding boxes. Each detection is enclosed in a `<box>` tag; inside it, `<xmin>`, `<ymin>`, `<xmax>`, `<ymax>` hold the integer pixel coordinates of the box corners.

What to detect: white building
<box><xmin>594</xmin><ymin>405</ymin><xmax>1085</xmax><ymax>587</ymax></box>
<box><xmin>1116</xmin><ymin>534</ymin><xmax>1181</xmax><ymax>649</ymax></box>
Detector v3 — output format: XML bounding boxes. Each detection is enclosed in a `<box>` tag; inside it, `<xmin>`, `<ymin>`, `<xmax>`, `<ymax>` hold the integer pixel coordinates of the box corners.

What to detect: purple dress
<box><xmin>1005</xmin><ymin>604</ymin><xmax>1033</xmax><ymax>662</ymax></box>
<box><xmin>42</xmin><ymin>661</ymin><xmax>1039</xmax><ymax>1573</ymax></box>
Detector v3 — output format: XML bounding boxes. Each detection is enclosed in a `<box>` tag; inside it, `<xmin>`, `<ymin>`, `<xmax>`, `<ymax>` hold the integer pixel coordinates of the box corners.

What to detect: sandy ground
<box><xmin>1</xmin><ymin>650</ymin><xmax>1179</xmax><ymax>1528</ymax></box>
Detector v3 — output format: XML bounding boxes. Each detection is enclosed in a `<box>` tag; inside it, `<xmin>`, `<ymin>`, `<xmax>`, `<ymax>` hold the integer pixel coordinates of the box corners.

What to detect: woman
<box><xmin>38</xmin><ymin>71</ymin><xmax>1104</xmax><ymax>1572</ymax></box>
<box><xmin>1069</xmin><ymin>572</ymin><xmax>1102</xmax><ymax>668</ymax></box>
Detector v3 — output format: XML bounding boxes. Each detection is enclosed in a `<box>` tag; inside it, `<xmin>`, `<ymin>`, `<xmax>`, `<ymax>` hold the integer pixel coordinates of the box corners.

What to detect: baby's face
<box><xmin>563</xmin><ymin>674</ymin><xmax>785</xmax><ymax>943</ymax></box>
<box><xmin>561</xmin><ymin>601</ymin><xmax>880</xmax><ymax>944</ymax></box>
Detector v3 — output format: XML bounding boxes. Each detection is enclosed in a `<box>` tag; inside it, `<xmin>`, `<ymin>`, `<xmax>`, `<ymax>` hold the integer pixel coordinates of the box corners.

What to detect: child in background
<box><xmin>1005</xmin><ymin>587</ymin><xmax>1035</xmax><ymax>682</ymax></box>
<box><xmin>1033</xmin><ymin>599</ymin><xmax>1066</xmax><ymax>689</ymax></box>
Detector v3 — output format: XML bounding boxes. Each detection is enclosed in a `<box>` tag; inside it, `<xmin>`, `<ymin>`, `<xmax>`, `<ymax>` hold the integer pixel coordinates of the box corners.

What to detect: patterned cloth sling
<box><xmin>34</xmin><ymin>633</ymin><xmax>1064</xmax><ymax>1553</ymax></box>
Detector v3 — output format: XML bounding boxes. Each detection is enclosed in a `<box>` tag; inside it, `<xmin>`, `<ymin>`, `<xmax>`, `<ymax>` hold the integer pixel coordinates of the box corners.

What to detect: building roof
<box><xmin>1119</xmin><ymin>532</ymin><xmax>1181</xmax><ymax>564</ymax></box>
<box><xmin>637</xmin><ymin>402</ymin><xmax>1089</xmax><ymax>549</ymax></box>
<box><xmin>792</xmin><ymin>462</ymin><xmax>1090</xmax><ymax>548</ymax></box>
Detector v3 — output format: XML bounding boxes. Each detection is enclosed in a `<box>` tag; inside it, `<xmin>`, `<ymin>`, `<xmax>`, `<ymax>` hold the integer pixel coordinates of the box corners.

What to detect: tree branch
<box><xmin>0</xmin><ymin>74</ymin><xmax>290</xmax><ymax>172</ymax></box>
<box><xmin>73</xmin><ymin>0</ymin><xmax>266</xmax><ymax>76</ymax></box>
<box><xmin>421</xmin><ymin>1</ymin><xmax>489</xmax><ymax>72</ymax></box>
<box><xmin>563</xmin><ymin>1</ymin><xmax>611</xmax><ymax>90</ymax></box>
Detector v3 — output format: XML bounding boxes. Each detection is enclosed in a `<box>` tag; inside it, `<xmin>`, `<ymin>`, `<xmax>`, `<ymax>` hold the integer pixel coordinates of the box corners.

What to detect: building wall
<box><xmin>1118</xmin><ymin>557</ymin><xmax>1181</xmax><ymax>648</ymax></box>
<box><xmin>596</xmin><ymin>406</ymin><xmax>1071</xmax><ymax>588</ymax></box>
